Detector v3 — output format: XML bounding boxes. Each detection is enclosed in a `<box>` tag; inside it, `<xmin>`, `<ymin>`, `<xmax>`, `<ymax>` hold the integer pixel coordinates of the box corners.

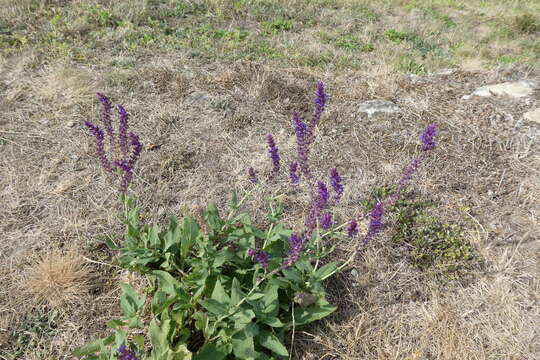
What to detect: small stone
<box><xmin>67</xmin><ymin>121</ymin><xmax>76</xmax><ymax>128</ymax></box>
<box><xmin>433</xmin><ymin>68</ymin><xmax>455</xmax><ymax>76</ymax></box>
<box><xmin>463</xmin><ymin>80</ymin><xmax>536</xmax><ymax>99</ymax></box>
<box><xmin>523</xmin><ymin>108</ymin><xmax>540</xmax><ymax>124</ymax></box>
<box><xmin>358</xmin><ymin>100</ymin><xmax>401</xmax><ymax>118</ymax></box>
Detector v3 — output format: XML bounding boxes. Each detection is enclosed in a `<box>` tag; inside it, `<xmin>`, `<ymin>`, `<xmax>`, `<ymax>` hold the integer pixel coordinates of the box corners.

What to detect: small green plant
<box><xmin>262</xmin><ymin>19</ymin><xmax>294</xmax><ymax>35</ymax></box>
<box><xmin>384</xmin><ymin>29</ymin><xmax>408</xmax><ymax>43</ymax></box>
<box><xmin>513</xmin><ymin>14</ymin><xmax>539</xmax><ymax>34</ymax></box>
<box><xmin>3</xmin><ymin>310</ymin><xmax>60</xmax><ymax>359</ymax></box>
<box><xmin>392</xmin><ymin>199</ymin><xmax>475</xmax><ymax>272</ymax></box>
<box><xmin>398</xmin><ymin>56</ymin><xmax>427</xmax><ymax>75</ymax></box>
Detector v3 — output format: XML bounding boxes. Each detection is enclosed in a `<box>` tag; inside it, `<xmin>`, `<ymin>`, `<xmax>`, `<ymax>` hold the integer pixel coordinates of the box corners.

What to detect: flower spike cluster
<box><xmin>248</xmin><ymin>167</ymin><xmax>258</xmax><ymax>183</ymax></box>
<box><xmin>329</xmin><ymin>168</ymin><xmax>344</xmax><ymax>202</ymax></box>
<box><xmin>266</xmin><ymin>134</ymin><xmax>280</xmax><ymax>176</ymax></box>
<box><xmin>289</xmin><ymin>161</ymin><xmax>299</xmax><ymax>184</ymax></box>
<box><xmin>247</xmin><ymin>249</ymin><xmax>270</xmax><ymax>270</ymax></box>
<box><xmin>85</xmin><ymin>93</ymin><xmax>142</xmax><ymax>193</ymax></box>
<box><xmin>116</xmin><ymin>344</ymin><xmax>138</xmax><ymax>360</ymax></box>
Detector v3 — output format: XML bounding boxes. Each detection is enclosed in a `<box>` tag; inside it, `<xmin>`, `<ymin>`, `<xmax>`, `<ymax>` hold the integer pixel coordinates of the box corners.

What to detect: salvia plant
<box><xmin>76</xmin><ymin>83</ymin><xmax>437</xmax><ymax>360</ymax></box>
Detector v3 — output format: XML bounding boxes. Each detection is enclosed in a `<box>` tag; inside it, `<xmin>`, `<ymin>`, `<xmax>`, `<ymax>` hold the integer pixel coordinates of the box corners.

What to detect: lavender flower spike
<box><xmin>266</xmin><ymin>133</ymin><xmax>280</xmax><ymax>175</ymax></box>
<box><xmin>96</xmin><ymin>93</ymin><xmax>115</xmax><ymax>149</ymax></box>
<box><xmin>420</xmin><ymin>123</ymin><xmax>437</xmax><ymax>152</ymax></box>
<box><xmin>347</xmin><ymin>219</ymin><xmax>358</xmax><ymax>239</ymax></box>
<box><xmin>117</xmin><ymin>104</ymin><xmax>130</xmax><ymax>158</ymax></box>
<box><xmin>317</xmin><ymin>181</ymin><xmax>330</xmax><ymax>206</ymax></box>
<box><xmin>307</xmin><ymin>80</ymin><xmax>327</xmax><ymax>145</ymax></box>
<box><xmin>248</xmin><ymin>167</ymin><xmax>258</xmax><ymax>183</ymax></box>
<box><xmin>321</xmin><ymin>212</ymin><xmax>332</xmax><ymax>230</ymax></box>
<box><xmin>361</xmin><ymin>202</ymin><xmax>384</xmax><ymax>247</ymax></box>
<box><xmin>128</xmin><ymin>132</ymin><xmax>142</xmax><ymax>168</ymax></box>
<box><xmin>290</xmin><ymin>161</ymin><xmax>299</xmax><ymax>184</ymax></box>
<box><xmin>247</xmin><ymin>249</ymin><xmax>270</xmax><ymax>270</ymax></box>
<box><xmin>116</xmin><ymin>344</ymin><xmax>138</xmax><ymax>360</ymax></box>
<box><xmin>84</xmin><ymin>121</ymin><xmax>112</xmax><ymax>172</ymax></box>
<box><xmin>282</xmin><ymin>233</ymin><xmax>304</xmax><ymax>269</ymax></box>
<box><xmin>329</xmin><ymin>168</ymin><xmax>344</xmax><ymax>202</ymax></box>
<box><xmin>293</xmin><ymin>112</ymin><xmax>310</xmax><ymax>176</ymax></box>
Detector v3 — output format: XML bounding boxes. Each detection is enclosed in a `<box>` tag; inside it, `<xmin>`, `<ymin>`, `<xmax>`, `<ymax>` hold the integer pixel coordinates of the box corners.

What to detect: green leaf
<box><xmin>281</xmin><ymin>268</ymin><xmax>302</xmax><ymax>284</ymax></box>
<box><xmin>230</xmin><ymin>278</ymin><xmax>244</xmax><ymax>306</ymax></box>
<box><xmin>133</xmin><ymin>335</ymin><xmax>145</xmax><ymax>349</ymax></box>
<box><xmin>152</xmin><ymin>270</ymin><xmax>182</xmax><ymax>296</ymax></box>
<box><xmin>247</xmin><ymin>292</ymin><xmax>265</xmax><ymax>301</ymax></box>
<box><xmin>256</xmin><ymin>329</ymin><xmax>289</xmax><ymax>357</ymax></box>
<box><xmin>181</xmin><ymin>216</ymin><xmax>200</xmax><ymax>258</ymax></box>
<box><xmin>262</xmin><ymin>284</ymin><xmax>279</xmax><ymax>317</ymax></box>
<box><xmin>119</xmin><ymin>283</ymin><xmax>146</xmax><ymax>317</ymax></box>
<box><xmin>199</xmin><ymin>299</ymin><xmax>228</xmax><ymax>315</ymax></box>
<box><xmin>261</xmin><ymin>317</ymin><xmax>284</xmax><ymax>328</ymax></box>
<box><xmin>311</xmin><ymin>262</ymin><xmax>338</xmax><ymax>281</ymax></box>
<box><xmin>106</xmin><ymin>319</ymin><xmax>127</xmax><ymax>329</ymax></box>
<box><xmin>194</xmin><ymin>344</ymin><xmax>229</xmax><ymax>360</ymax></box>
<box><xmin>211</xmin><ymin>279</ymin><xmax>230</xmax><ymax>305</ymax></box>
<box><xmin>291</xmin><ymin>299</ymin><xmax>337</xmax><ymax>326</ymax></box>
<box><xmin>229</xmin><ymin>191</ymin><xmax>239</xmax><ymax>209</ymax></box>
<box><xmin>231</xmin><ymin>308</ymin><xmax>255</xmax><ymax>329</ymax></box>
<box><xmin>232</xmin><ymin>330</ymin><xmax>257</xmax><ymax>359</ymax></box>
<box><xmin>149</xmin><ymin>319</ymin><xmax>171</xmax><ymax>354</ymax></box>
<box><xmin>72</xmin><ymin>334</ymin><xmax>115</xmax><ymax>356</ymax></box>
<box><xmin>204</xmin><ymin>202</ymin><xmax>224</xmax><ymax>233</ymax></box>
<box><xmin>148</xmin><ymin>225</ymin><xmax>161</xmax><ymax>247</ymax></box>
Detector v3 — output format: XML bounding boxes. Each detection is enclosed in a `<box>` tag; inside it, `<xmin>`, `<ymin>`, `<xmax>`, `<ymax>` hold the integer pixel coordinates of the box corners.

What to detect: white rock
<box><xmin>523</xmin><ymin>108</ymin><xmax>540</xmax><ymax>124</ymax></box>
<box><xmin>463</xmin><ymin>80</ymin><xmax>537</xmax><ymax>99</ymax></box>
<box><xmin>358</xmin><ymin>100</ymin><xmax>401</xmax><ymax>118</ymax></box>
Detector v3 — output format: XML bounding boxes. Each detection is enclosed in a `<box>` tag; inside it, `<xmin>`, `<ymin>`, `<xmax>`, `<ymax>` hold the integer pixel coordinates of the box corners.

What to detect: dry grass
<box><xmin>20</xmin><ymin>248</ymin><xmax>92</xmax><ymax>308</ymax></box>
<box><xmin>0</xmin><ymin>0</ymin><xmax>539</xmax><ymax>359</ymax></box>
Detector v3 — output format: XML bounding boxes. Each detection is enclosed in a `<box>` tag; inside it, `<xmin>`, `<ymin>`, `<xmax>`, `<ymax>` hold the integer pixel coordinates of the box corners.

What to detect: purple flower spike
<box><xmin>248</xmin><ymin>167</ymin><xmax>258</xmax><ymax>183</ymax></box>
<box><xmin>307</xmin><ymin>80</ymin><xmax>327</xmax><ymax>145</ymax></box>
<box><xmin>317</xmin><ymin>181</ymin><xmax>329</xmax><ymax>205</ymax></box>
<box><xmin>329</xmin><ymin>168</ymin><xmax>344</xmax><ymax>202</ymax></box>
<box><xmin>266</xmin><ymin>134</ymin><xmax>280</xmax><ymax>175</ymax></box>
<box><xmin>128</xmin><ymin>132</ymin><xmax>142</xmax><ymax>167</ymax></box>
<box><xmin>321</xmin><ymin>212</ymin><xmax>332</xmax><ymax>230</ymax></box>
<box><xmin>84</xmin><ymin>121</ymin><xmax>112</xmax><ymax>172</ymax></box>
<box><xmin>361</xmin><ymin>202</ymin><xmax>385</xmax><ymax>247</ymax></box>
<box><xmin>114</xmin><ymin>159</ymin><xmax>133</xmax><ymax>193</ymax></box>
<box><xmin>347</xmin><ymin>219</ymin><xmax>358</xmax><ymax>239</ymax></box>
<box><xmin>282</xmin><ymin>233</ymin><xmax>304</xmax><ymax>269</ymax></box>
<box><xmin>293</xmin><ymin>112</ymin><xmax>310</xmax><ymax>176</ymax></box>
<box><xmin>290</xmin><ymin>161</ymin><xmax>299</xmax><ymax>184</ymax></box>
<box><xmin>96</xmin><ymin>93</ymin><xmax>115</xmax><ymax>149</ymax></box>
<box><xmin>117</xmin><ymin>105</ymin><xmax>129</xmax><ymax>158</ymax></box>
<box><xmin>420</xmin><ymin>123</ymin><xmax>437</xmax><ymax>152</ymax></box>
<box><xmin>117</xmin><ymin>344</ymin><xmax>138</xmax><ymax>360</ymax></box>
<box><xmin>248</xmin><ymin>249</ymin><xmax>270</xmax><ymax>270</ymax></box>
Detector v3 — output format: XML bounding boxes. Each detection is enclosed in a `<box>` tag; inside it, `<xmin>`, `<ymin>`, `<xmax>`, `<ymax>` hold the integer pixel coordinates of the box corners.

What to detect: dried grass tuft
<box><xmin>21</xmin><ymin>248</ymin><xmax>93</xmax><ymax>308</ymax></box>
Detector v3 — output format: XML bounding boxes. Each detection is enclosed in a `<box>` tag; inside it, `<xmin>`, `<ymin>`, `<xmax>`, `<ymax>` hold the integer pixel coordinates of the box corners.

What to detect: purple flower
<box><xmin>321</xmin><ymin>212</ymin><xmax>332</xmax><ymax>230</ymax></box>
<box><xmin>248</xmin><ymin>167</ymin><xmax>258</xmax><ymax>183</ymax></box>
<box><xmin>293</xmin><ymin>112</ymin><xmax>310</xmax><ymax>176</ymax></box>
<box><xmin>128</xmin><ymin>132</ymin><xmax>142</xmax><ymax>167</ymax></box>
<box><xmin>248</xmin><ymin>249</ymin><xmax>270</xmax><ymax>270</ymax></box>
<box><xmin>317</xmin><ymin>181</ymin><xmax>329</xmax><ymax>205</ymax></box>
<box><xmin>307</xmin><ymin>80</ymin><xmax>327</xmax><ymax>145</ymax></box>
<box><xmin>266</xmin><ymin>134</ymin><xmax>280</xmax><ymax>175</ymax></box>
<box><xmin>329</xmin><ymin>168</ymin><xmax>344</xmax><ymax>202</ymax></box>
<box><xmin>420</xmin><ymin>123</ymin><xmax>437</xmax><ymax>151</ymax></box>
<box><xmin>84</xmin><ymin>121</ymin><xmax>112</xmax><ymax>172</ymax></box>
<box><xmin>347</xmin><ymin>219</ymin><xmax>358</xmax><ymax>239</ymax></box>
<box><xmin>282</xmin><ymin>233</ymin><xmax>304</xmax><ymax>269</ymax></box>
<box><xmin>116</xmin><ymin>344</ymin><xmax>138</xmax><ymax>360</ymax></box>
<box><xmin>97</xmin><ymin>93</ymin><xmax>115</xmax><ymax>149</ymax></box>
<box><xmin>290</xmin><ymin>161</ymin><xmax>299</xmax><ymax>184</ymax></box>
<box><xmin>361</xmin><ymin>202</ymin><xmax>385</xmax><ymax>247</ymax></box>
<box><xmin>117</xmin><ymin>105</ymin><xmax>129</xmax><ymax>158</ymax></box>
